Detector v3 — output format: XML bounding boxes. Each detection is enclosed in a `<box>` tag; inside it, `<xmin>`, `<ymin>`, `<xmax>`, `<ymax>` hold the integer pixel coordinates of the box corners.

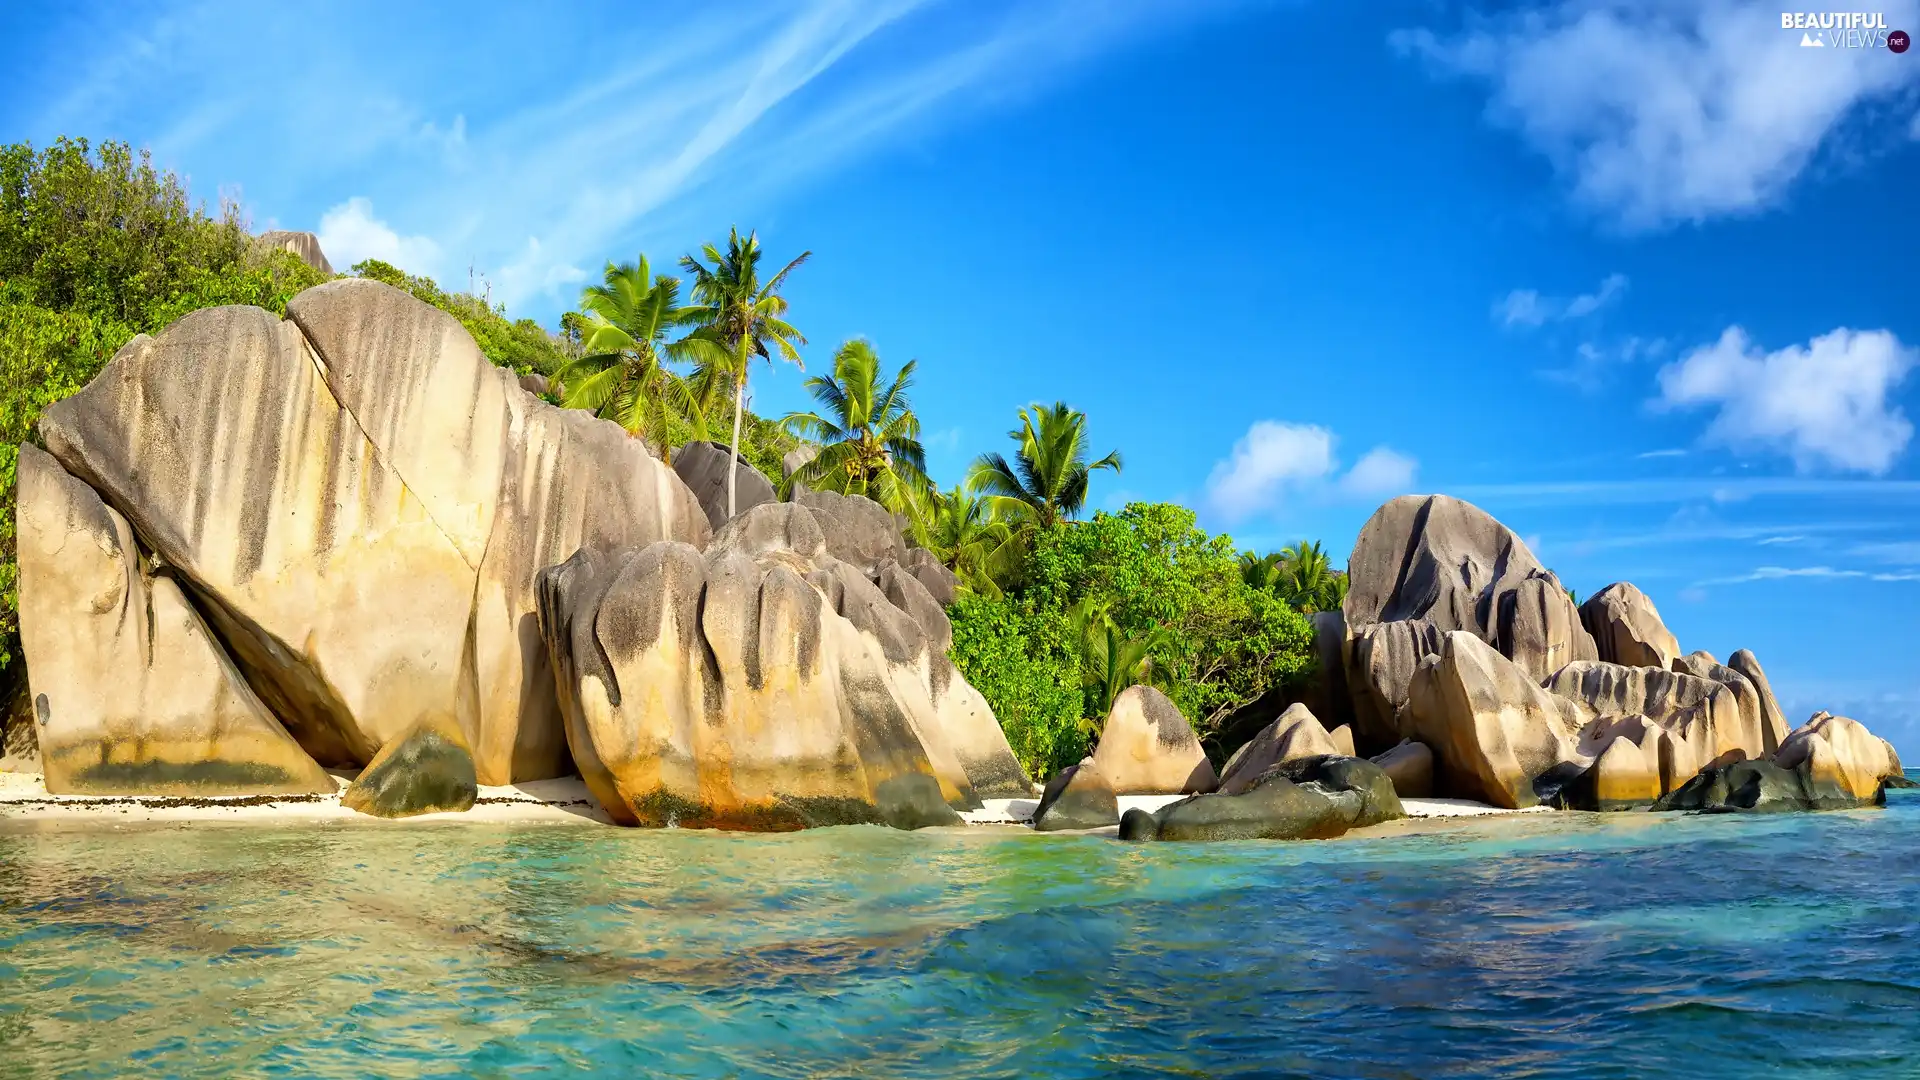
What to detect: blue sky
<box><xmin>7</xmin><ymin>0</ymin><xmax>1920</xmax><ymax>753</ymax></box>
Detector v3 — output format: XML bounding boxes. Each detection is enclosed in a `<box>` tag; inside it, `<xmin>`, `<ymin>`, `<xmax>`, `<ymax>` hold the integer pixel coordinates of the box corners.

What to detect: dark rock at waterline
<box><xmin>1656</xmin><ymin>757</ymin><xmax>1888</xmax><ymax>814</ymax></box>
<box><xmin>1121</xmin><ymin>755</ymin><xmax>1404</xmax><ymax>842</ymax></box>
<box><xmin>342</xmin><ymin>715</ymin><xmax>478</xmax><ymax>818</ymax></box>
<box><xmin>1031</xmin><ymin>760</ymin><xmax>1119</xmax><ymax>831</ymax></box>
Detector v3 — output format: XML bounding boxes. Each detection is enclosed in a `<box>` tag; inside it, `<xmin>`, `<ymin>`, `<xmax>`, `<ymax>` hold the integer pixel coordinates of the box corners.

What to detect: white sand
<box><xmin>1402</xmin><ymin>797</ymin><xmax>1554</xmax><ymax>818</ymax></box>
<box><xmin>0</xmin><ymin>771</ymin><xmax>613</xmax><ymax>826</ymax></box>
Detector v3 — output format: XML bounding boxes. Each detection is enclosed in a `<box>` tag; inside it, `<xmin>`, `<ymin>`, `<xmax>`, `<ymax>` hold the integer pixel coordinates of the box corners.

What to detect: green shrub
<box><xmin>948</xmin><ymin>592</ymin><xmax>1085</xmax><ymax>780</ymax></box>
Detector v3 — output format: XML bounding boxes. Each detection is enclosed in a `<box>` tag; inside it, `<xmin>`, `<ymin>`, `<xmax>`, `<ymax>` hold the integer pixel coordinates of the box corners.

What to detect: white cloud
<box><xmin>1756</xmin><ymin>535</ymin><xmax>1805</xmax><ymax>545</ymax></box>
<box><xmin>1342</xmin><ymin>446</ymin><xmax>1419</xmax><ymax>497</ymax></box>
<box><xmin>317</xmin><ymin>197</ymin><xmax>443</xmax><ymax>278</ymax></box>
<box><xmin>1910</xmin><ymin>110</ymin><xmax>1920</xmax><ymax>140</ymax></box>
<box><xmin>1497</xmin><ymin>273</ymin><xmax>1627</xmax><ymax>328</ymax></box>
<box><xmin>1635</xmin><ymin>448</ymin><xmax>1687</xmax><ymax>459</ymax></box>
<box><xmin>1692</xmin><ymin>565</ymin><xmax>1920</xmax><ymax>587</ymax></box>
<box><xmin>1541</xmin><ymin>333</ymin><xmax>1665</xmax><ymax>391</ymax></box>
<box><xmin>1204</xmin><ymin>421</ymin><xmax>1417</xmax><ymax>522</ymax></box>
<box><xmin>1656</xmin><ymin>326</ymin><xmax>1917</xmax><ymax>474</ymax></box>
<box><xmin>1395</xmin><ymin>1</ymin><xmax>1920</xmax><ymax>229</ymax></box>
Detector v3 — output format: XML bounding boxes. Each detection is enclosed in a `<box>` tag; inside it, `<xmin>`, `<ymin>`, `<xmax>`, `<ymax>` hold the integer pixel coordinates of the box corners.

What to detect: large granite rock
<box><xmin>1579</xmin><ymin>582</ymin><xmax>1681</xmax><ymax>670</ymax></box>
<box><xmin>33</xmin><ymin>281</ymin><xmax>711</xmax><ymax>786</ymax></box>
<box><xmin>1342</xmin><ymin>495</ymin><xmax>1595</xmax><ymax>753</ymax></box>
<box><xmin>1556</xmin><ymin>732</ymin><xmax>1662</xmax><ymax>811</ymax></box>
<box><xmin>1669</xmin><ymin>652</ymin><xmax>1787</xmax><ymax>755</ymax></box>
<box><xmin>1216</xmin><ymin>703</ymin><xmax>1341</xmax><ymax>796</ymax></box>
<box><xmin>1771</xmin><ymin>713</ymin><xmax>1904</xmax><ymax>807</ymax></box>
<box><xmin>1120</xmin><ymin>755</ymin><xmax>1402</xmax><ymax>842</ymax></box>
<box><xmin>1031</xmin><ymin>759</ymin><xmax>1119</xmax><ymax>831</ymax></box>
<box><xmin>901</xmin><ymin>547</ymin><xmax>960</xmax><ymax>608</ymax></box>
<box><xmin>1727</xmin><ymin>649</ymin><xmax>1790</xmax><ymax>749</ymax></box>
<box><xmin>15</xmin><ymin>445</ymin><xmax>333</xmax><ymax>796</ymax></box>
<box><xmin>1405</xmin><ymin>631</ymin><xmax>1589</xmax><ymax>808</ymax></box>
<box><xmin>793</xmin><ymin>488</ymin><xmax>909</xmax><ymax>575</ymax></box>
<box><xmin>1091</xmin><ymin>685</ymin><xmax>1217</xmax><ymax>795</ymax></box>
<box><xmin>535</xmin><ymin>501</ymin><xmax>1024</xmax><ymax>830</ymax></box>
<box><xmin>672</xmin><ymin>440</ymin><xmax>777</xmax><ymax>531</ymax></box>
<box><xmin>252</xmin><ymin>230</ymin><xmax>334</xmax><ymax>274</ymax></box>
<box><xmin>1544</xmin><ymin>661</ymin><xmax>1763</xmax><ymax>791</ymax></box>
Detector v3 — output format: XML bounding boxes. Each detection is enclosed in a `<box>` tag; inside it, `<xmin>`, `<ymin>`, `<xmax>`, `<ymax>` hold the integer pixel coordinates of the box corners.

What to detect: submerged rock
<box><xmin>1091</xmin><ymin>686</ymin><xmax>1217</xmax><ymax>795</ymax></box>
<box><xmin>16</xmin><ymin>445</ymin><xmax>333</xmax><ymax>797</ymax></box>
<box><xmin>1120</xmin><ymin>755</ymin><xmax>1402</xmax><ymax>842</ymax></box>
<box><xmin>341</xmin><ymin>714</ymin><xmax>478</xmax><ymax>817</ymax></box>
<box><xmin>1031</xmin><ymin>759</ymin><xmax>1119</xmax><ymax>831</ymax></box>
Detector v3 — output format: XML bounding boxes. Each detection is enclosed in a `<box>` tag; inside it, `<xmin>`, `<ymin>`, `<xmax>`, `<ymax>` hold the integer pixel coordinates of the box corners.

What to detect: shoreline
<box><xmin>0</xmin><ymin>771</ymin><xmax>1552</xmax><ymax>834</ymax></box>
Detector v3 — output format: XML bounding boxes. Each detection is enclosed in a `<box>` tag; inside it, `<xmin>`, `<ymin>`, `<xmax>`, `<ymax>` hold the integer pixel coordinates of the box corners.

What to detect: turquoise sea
<box><xmin>2</xmin><ymin>782</ymin><xmax>1917</xmax><ymax>1079</ymax></box>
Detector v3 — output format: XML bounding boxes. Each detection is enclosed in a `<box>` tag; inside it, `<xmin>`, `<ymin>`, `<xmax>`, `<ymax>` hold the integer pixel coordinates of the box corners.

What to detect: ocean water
<box><xmin>2</xmin><ymin>785</ymin><xmax>1918</xmax><ymax>1079</ymax></box>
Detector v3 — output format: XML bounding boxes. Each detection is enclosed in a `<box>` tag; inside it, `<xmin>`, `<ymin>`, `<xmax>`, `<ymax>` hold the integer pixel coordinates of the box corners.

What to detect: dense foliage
<box><xmin>0</xmin><ymin>137</ymin><xmax>330</xmax><ymax>681</ymax></box>
<box><xmin>949</xmin><ymin>502</ymin><xmax>1316</xmax><ymax>779</ymax></box>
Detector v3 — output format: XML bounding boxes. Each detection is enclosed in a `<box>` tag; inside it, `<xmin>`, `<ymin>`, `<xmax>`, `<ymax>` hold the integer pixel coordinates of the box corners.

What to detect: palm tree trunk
<box><xmin>728</xmin><ymin>368</ymin><xmax>747</xmax><ymax>520</ymax></box>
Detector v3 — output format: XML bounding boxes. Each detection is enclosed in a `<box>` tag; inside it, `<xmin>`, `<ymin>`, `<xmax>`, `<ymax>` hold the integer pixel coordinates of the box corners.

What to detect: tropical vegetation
<box><xmin>0</xmin><ymin>134</ymin><xmax>1348</xmax><ymax>785</ymax></box>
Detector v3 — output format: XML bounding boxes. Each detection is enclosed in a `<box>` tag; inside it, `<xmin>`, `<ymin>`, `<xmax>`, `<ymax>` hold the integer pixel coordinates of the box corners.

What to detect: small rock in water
<box><xmin>342</xmin><ymin>714</ymin><xmax>478</xmax><ymax>818</ymax></box>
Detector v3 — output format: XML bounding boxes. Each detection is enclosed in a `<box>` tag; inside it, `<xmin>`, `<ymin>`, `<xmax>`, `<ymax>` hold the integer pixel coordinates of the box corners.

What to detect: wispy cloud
<box><xmin>1692</xmin><ymin>565</ymin><xmax>1920</xmax><ymax>587</ymax></box>
<box><xmin>1495</xmin><ymin>272</ymin><xmax>1627</xmax><ymax>328</ymax></box>
<box><xmin>1635</xmin><ymin>448</ymin><xmax>1687</xmax><ymax>460</ymax></box>
<box><xmin>26</xmin><ymin>0</ymin><xmax>1238</xmax><ymax>314</ymax></box>
<box><xmin>1394</xmin><ymin>0</ymin><xmax>1920</xmax><ymax>230</ymax></box>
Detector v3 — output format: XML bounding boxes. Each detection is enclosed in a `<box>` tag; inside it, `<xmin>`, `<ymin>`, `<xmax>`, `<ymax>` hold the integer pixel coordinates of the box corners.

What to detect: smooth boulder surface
<box><xmin>1669</xmin><ymin>653</ymin><xmax>1786</xmax><ymax>755</ymax></box>
<box><xmin>33</xmin><ymin>281</ymin><xmax>712</xmax><ymax>786</ymax></box>
<box><xmin>16</xmin><ymin>445</ymin><xmax>334</xmax><ymax>797</ymax></box>
<box><xmin>1120</xmin><ymin>755</ymin><xmax>1403</xmax><ymax>842</ymax></box>
<box><xmin>1405</xmin><ymin>631</ymin><xmax>1588</xmax><ymax>808</ymax></box>
<box><xmin>1091</xmin><ymin>685</ymin><xmax>1217</xmax><ymax>795</ymax></box>
<box><xmin>1772</xmin><ymin>713</ymin><xmax>1903</xmax><ymax>806</ymax></box>
<box><xmin>793</xmin><ymin>488</ymin><xmax>909</xmax><ymax>575</ymax></box>
<box><xmin>1031</xmin><ymin>760</ymin><xmax>1120</xmax><ymax>831</ymax></box>
<box><xmin>672</xmin><ymin>440</ymin><xmax>777</xmax><ymax>531</ymax></box>
<box><xmin>1344</xmin><ymin>495</ymin><xmax>1596</xmax><ymax>684</ymax></box>
<box><xmin>901</xmin><ymin>547</ymin><xmax>960</xmax><ymax>608</ymax></box>
<box><xmin>1545</xmin><ymin>661</ymin><xmax>1761</xmax><ymax>789</ymax></box>
<box><xmin>340</xmin><ymin>713</ymin><xmax>478</xmax><ymax>818</ymax></box>
<box><xmin>1579</xmin><ymin>582</ymin><xmax>1681</xmax><ymax>670</ymax></box>
<box><xmin>1369</xmin><ymin>740</ymin><xmax>1434</xmax><ymax>799</ymax></box>
<box><xmin>1216</xmin><ymin>703</ymin><xmax>1341</xmax><ymax>795</ymax></box>
<box><xmin>252</xmin><ymin>230</ymin><xmax>334</xmax><ymax>274</ymax></box>
<box><xmin>1727</xmin><ymin>649</ymin><xmax>1791</xmax><ymax>748</ymax></box>
<box><xmin>1557</xmin><ymin>734</ymin><xmax>1661</xmax><ymax>812</ymax></box>
<box><xmin>1348</xmin><ymin>618</ymin><xmax>1445</xmax><ymax>752</ymax></box>
<box><xmin>535</xmin><ymin>501</ymin><xmax>1023</xmax><ymax>830</ymax></box>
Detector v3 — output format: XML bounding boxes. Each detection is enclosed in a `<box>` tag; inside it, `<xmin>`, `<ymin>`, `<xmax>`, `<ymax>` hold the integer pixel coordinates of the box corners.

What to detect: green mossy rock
<box><xmin>341</xmin><ymin>716</ymin><xmax>478</xmax><ymax>818</ymax></box>
<box><xmin>1122</xmin><ymin>755</ymin><xmax>1405</xmax><ymax>842</ymax></box>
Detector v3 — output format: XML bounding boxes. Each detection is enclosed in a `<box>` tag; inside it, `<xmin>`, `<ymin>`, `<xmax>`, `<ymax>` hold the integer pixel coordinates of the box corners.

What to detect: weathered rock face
<box><xmin>1091</xmin><ymin>685</ymin><xmax>1217</xmax><ymax>795</ymax></box>
<box><xmin>672</xmin><ymin>440</ymin><xmax>777</xmax><ymax>531</ymax></box>
<box><xmin>1544</xmin><ymin>661</ymin><xmax>1763</xmax><ymax>790</ymax></box>
<box><xmin>1032</xmin><ymin>759</ymin><xmax>1120</xmax><ymax>831</ymax></box>
<box><xmin>1579</xmin><ymin>582</ymin><xmax>1681</xmax><ymax>670</ymax></box>
<box><xmin>901</xmin><ymin>547</ymin><xmax>960</xmax><ymax>608</ymax></box>
<box><xmin>252</xmin><ymin>230</ymin><xmax>334</xmax><ymax>274</ymax></box>
<box><xmin>1216</xmin><ymin>703</ymin><xmax>1340</xmax><ymax>796</ymax></box>
<box><xmin>16</xmin><ymin>445</ymin><xmax>334</xmax><ymax>796</ymax></box>
<box><xmin>32</xmin><ymin>281</ymin><xmax>712</xmax><ymax>786</ymax></box>
<box><xmin>1120</xmin><ymin>755</ymin><xmax>1402</xmax><ymax>842</ymax></box>
<box><xmin>1668</xmin><ymin>653</ymin><xmax>1786</xmax><ymax>755</ymax></box>
<box><xmin>340</xmin><ymin>713</ymin><xmax>477</xmax><ymax>818</ymax></box>
<box><xmin>1341</xmin><ymin>495</ymin><xmax>1594</xmax><ymax>755</ymax></box>
<box><xmin>536</xmin><ymin>501</ymin><xmax>1022</xmax><ymax>830</ymax></box>
<box><xmin>1369</xmin><ymin>740</ymin><xmax>1433</xmax><ymax>799</ymax></box>
<box><xmin>1557</xmin><ymin>733</ymin><xmax>1661</xmax><ymax>812</ymax></box>
<box><xmin>1727</xmin><ymin>649</ymin><xmax>1790</xmax><ymax>748</ymax></box>
<box><xmin>793</xmin><ymin>488</ymin><xmax>909</xmax><ymax>575</ymax></box>
<box><xmin>1405</xmin><ymin>632</ymin><xmax>1589</xmax><ymax>809</ymax></box>
<box><xmin>1772</xmin><ymin>713</ymin><xmax>1903</xmax><ymax>807</ymax></box>
<box><xmin>782</xmin><ymin>445</ymin><xmax>819</xmax><ymax>496</ymax></box>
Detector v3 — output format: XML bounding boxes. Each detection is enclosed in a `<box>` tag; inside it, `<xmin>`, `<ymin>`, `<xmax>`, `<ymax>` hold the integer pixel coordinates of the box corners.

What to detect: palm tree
<box><xmin>915</xmin><ymin>484</ymin><xmax>1023</xmax><ymax>597</ymax></box>
<box><xmin>1072</xmin><ymin>599</ymin><xmax>1166</xmax><ymax>733</ymax></box>
<box><xmin>1239</xmin><ymin>550</ymin><xmax>1287</xmax><ymax>594</ymax></box>
<box><xmin>680</xmin><ymin>228</ymin><xmax>809</xmax><ymax>518</ymax></box>
<box><xmin>780</xmin><ymin>339</ymin><xmax>930</xmax><ymax>512</ymax></box>
<box><xmin>552</xmin><ymin>256</ymin><xmax>702</xmax><ymax>462</ymax></box>
<box><xmin>967</xmin><ymin>402</ymin><xmax>1122</xmax><ymax>532</ymax></box>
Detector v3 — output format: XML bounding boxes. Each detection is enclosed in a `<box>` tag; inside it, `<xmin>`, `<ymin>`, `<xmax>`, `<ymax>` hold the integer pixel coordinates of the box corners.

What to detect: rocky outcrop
<box><xmin>252</xmin><ymin>230</ymin><xmax>334</xmax><ymax>274</ymax></box>
<box><xmin>1771</xmin><ymin>713</ymin><xmax>1904</xmax><ymax>807</ymax></box>
<box><xmin>901</xmin><ymin>547</ymin><xmax>959</xmax><ymax>608</ymax></box>
<box><xmin>1369</xmin><ymin>740</ymin><xmax>1434</xmax><ymax>799</ymax></box>
<box><xmin>31</xmin><ymin>280</ymin><xmax>711</xmax><ymax>786</ymax></box>
<box><xmin>1405</xmin><ymin>632</ymin><xmax>1589</xmax><ymax>809</ymax></box>
<box><xmin>1727</xmin><ymin>649</ymin><xmax>1790</xmax><ymax>748</ymax></box>
<box><xmin>1579</xmin><ymin>582</ymin><xmax>1681</xmax><ymax>670</ymax></box>
<box><xmin>1557</xmin><ymin>733</ymin><xmax>1661</xmax><ymax>811</ymax></box>
<box><xmin>782</xmin><ymin>445</ymin><xmax>819</xmax><ymax>496</ymax></box>
<box><xmin>1342</xmin><ymin>495</ymin><xmax>1594</xmax><ymax>754</ymax></box>
<box><xmin>1216</xmin><ymin>703</ymin><xmax>1341</xmax><ymax>795</ymax></box>
<box><xmin>793</xmin><ymin>488</ymin><xmax>909</xmax><ymax>575</ymax></box>
<box><xmin>1091</xmin><ymin>685</ymin><xmax>1217</xmax><ymax>795</ymax></box>
<box><xmin>1669</xmin><ymin>653</ymin><xmax>1787</xmax><ymax>755</ymax></box>
<box><xmin>535</xmin><ymin>501</ymin><xmax>1023</xmax><ymax>830</ymax></box>
<box><xmin>517</xmin><ymin>372</ymin><xmax>550</xmax><ymax>398</ymax></box>
<box><xmin>1119</xmin><ymin>755</ymin><xmax>1402</xmax><ymax>842</ymax></box>
<box><xmin>16</xmin><ymin>445</ymin><xmax>334</xmax><ymax>796</ymax></box>
<box><xmin>1031</xmin><ymin>759</ymin><xmax>1119</xmax><ymax>831</ymax></box>
<box><xmin>1544</xmin><ymin>661</ymin><xmax>1764</xmax><ymax>790</ymax></box>
<box><xmin>672</xmin><ymin>440</ymin><xmax>777</xmax><ymax>531</ymax></box>
<box><xmin>340</xmin><ymin>713</ymin><xmax>477</xmax><ymax>817</ymax></box>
